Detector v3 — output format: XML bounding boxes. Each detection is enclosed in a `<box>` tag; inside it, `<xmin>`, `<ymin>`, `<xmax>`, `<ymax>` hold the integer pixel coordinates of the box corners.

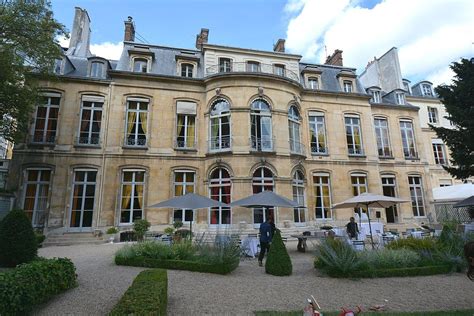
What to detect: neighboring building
<box><xmin>8</xmin><ymin>8</ymin><xmax>451</xmax><ymax>235</ymax></box>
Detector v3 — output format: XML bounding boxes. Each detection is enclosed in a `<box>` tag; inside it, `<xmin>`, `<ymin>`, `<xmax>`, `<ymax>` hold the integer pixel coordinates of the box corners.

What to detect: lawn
<box><xmin>255</xmin><ymin>310</ymin><xmax>474</xmax><ymax>316</ymax></box>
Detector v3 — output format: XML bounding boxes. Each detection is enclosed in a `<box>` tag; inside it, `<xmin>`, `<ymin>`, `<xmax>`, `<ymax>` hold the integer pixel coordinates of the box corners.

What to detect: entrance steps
<box><xmin>42</xmin><ymin>232</ymin><xmax>105</xmax><ymax>247</ymax></box>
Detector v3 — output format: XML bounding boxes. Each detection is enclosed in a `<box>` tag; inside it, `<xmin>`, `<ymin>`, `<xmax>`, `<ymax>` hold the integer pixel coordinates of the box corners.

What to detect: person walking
<box><xmin>346</xmin><ymin>216</ymin><xmax>359</xmax><ymax>239</ymax></box>
<box><xmin>258</xmin><ymin>217</ymin><xmax>273</xmax><ymax>267</ymax></box>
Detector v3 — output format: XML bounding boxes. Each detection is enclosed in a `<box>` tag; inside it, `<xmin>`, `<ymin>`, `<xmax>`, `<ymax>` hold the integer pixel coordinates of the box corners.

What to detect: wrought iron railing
<box><xmin>77</xmin><ymin>136</ymin><xmax>100</xmax><ymax>146</ymax></box>
<box><xmin>289</xmin><ymin>140</ymin><xmax>306</xmax><ymax>156</ymax></box>
<box><xmin>206</xmin><ymin>62</ymin><xmax>299</xmax><ymax>82</ymax></box>
<box><xmin>125</xmin><ymin>137</ymin><xmax>147</xmax><ymax>147</ymax></box>
<box><xmin>208</xmin><ymin>136</ymin><xmax>232</xmax><ymax>152</ymax></box>
<box><xmin>31</xmin><ymin>134</ymin><xmax>56</xmax><ymax>144</ymax></box>
<box><xmin>174</xmin><ymin>139</ymin><xmax>196</xmax><ymax>150</ymax></box>
<box><xmin>250</xmin><ymin>136</ymin><xmax>274</xmax><ymax>152</ymax></box>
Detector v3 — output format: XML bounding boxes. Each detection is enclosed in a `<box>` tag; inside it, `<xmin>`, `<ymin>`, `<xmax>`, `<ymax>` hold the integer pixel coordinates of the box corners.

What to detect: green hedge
<box><xmin>109</xmin><ymin>269</ymin><xmax>167</xmax><ymax>316</ymax></box>
<box><xmin>0</xmin><ymin>258</ymin><xmax>77</xmax><ymax>314</ymax></box>
<box><xmin>326</xmin><ymin>264</ymin><xmax>453</xmax><ymax>278</ymax></box>
<box><xmin>115</xmin><ymin>256</ymin><xmax>239</xmax><ymax>275</ymax></box>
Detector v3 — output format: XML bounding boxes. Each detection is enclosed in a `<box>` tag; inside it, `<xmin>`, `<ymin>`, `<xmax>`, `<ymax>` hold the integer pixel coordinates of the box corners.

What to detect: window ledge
<box><xmin>311</xmin><ymin>152</ymin><xmax>329</xmax><ymax>157</ymax></box>
<box><xmin>404</xmin><ymin>157</ymin><xmax>420</xmax><ymax>161</ymax></box>
<box><xmin>29</xmin><ymin>142</ymin><xmax>55</xmax><ymax>147</ymax></box>
<box><xmin>74</xmin><ymin>144</ymin><xmax>101</xmax><ymax>149</ymax></box>
<box><xmin>122</xmin><ymin>146</ymin><xmax>149</xmax><ymax>150</ymax></box>
<box><xmin>174</xmin><ymin>147</ymin><xmax>198</xmax><ymax>152</ymax></box>
<box><xmin>206</xmin><ymin>149</ymin><xmax>232</xmax><ymax>156</ymax></box>
<box><xmin>348</xmin><ymin>154</ymin><xmax>366</xmax><ymax>158</ymax></box>
<box><xmin>378</xmin><ymin>156</ymin><xmax>395</xmax><ymax>160</ymax></box>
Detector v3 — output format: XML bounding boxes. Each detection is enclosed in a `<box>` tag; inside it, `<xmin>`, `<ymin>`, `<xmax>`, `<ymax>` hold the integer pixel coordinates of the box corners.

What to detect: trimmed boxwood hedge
<box><xmin>0</xmin><ymin>258</ymin><xmax>77</xmax><ymax>314</ymax></box>
<box><xmin>115</xmin><ymin>256</ymin><xmax>239</xmax><ymax>275</ymax></box>
<box><xmin>109</xmin><ymin>269</ymin><xmax>167</xmax><ymax>316</ymax></box>
<box><xmin>325</xmin><ymin>264</ymin><xmax>453</xmax><ymax>278</ymax></box>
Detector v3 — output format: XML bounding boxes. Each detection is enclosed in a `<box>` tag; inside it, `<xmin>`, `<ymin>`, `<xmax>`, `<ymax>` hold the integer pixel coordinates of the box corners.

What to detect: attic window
<box><xmin>90</xmin><ymin>61</ymin><xmax>104</xmax><ymax>78</ymax></box>
<box><xmin>422</xmin><ymin>83</ymin><xmax>433</xmax><ymax>96</ymax></box>
<box><xmin>396</xmin><ymin>92</ymin><xmax>405</xmax><ymax>105</ymax></box>
<box><xmin>343</xmin><ymin>80</ymin><xmax>353</xmax><ymax>93</ymax></box>
<box><xmin>370</xmin><ymin>89</ymin><xmax>381</xmax><ymax>103</ymax></box>
<box><xmin>308</xmin><ymin>77</ymin><xmax>319</xmax><ymax>90</ymax></box>
<box><xmin>181</xmin><ymin>63</ymin><xmax>194</xmax><ymax>78</ymax></box>
<box><xmin>133</xmin><ymin>58</ymin><xmax>148</xmax><ymax>73</ymax></box>
<box><xmin>403</xmin><ymin>81</ymin><xmax>411</xmax><ymax>94</ymax></box>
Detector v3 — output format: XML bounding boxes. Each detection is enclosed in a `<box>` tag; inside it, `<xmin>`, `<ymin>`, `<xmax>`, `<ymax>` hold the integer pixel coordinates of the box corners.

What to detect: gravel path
<box><xmin>35</xmin><ymin>242</ymin><xmax>474</xmax><ymax>315</ymax></box>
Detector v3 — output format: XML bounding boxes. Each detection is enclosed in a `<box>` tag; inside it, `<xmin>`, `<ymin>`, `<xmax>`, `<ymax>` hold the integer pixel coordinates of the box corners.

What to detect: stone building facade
<box><xmin>8</xmin><ymin>8</ymin><xmax>458</xmax><ymax>235</ymax></box>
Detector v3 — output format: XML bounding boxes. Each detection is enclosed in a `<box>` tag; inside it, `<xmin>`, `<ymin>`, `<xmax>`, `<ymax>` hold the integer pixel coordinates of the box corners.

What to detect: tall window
<box><xmin>343</xmin><ymin>81</ymin><xmax>353</xmax><ymax>93</ymax></box>
<box><xmin>78</xmin><ymin>96</ymin><xmax>103</xmax><ymax>145</ymax></box>
<box><xmin>345</xmin><ymin>115</ymin><xmax>363</xmax><ymax>155</ymax></box>
<box><xmin>173</xmin><ymin>171</ymin><xmax>195</xmax><ymax>223</ymax></box>
<box><xmin>432</xmin><ymin>141</ymin><xmax>447</xmax><ymax>165</ymax></box>
<box><xmin>125</xmin><ymin>98</ymin><xmax>148</xmax><ymax>147</ymax></box>
<box><xmin>314</xmin><ymin>173</ymin><xmax>332</xmax><ymax>220</ymax></box>
<box><xmin>33</xmin><ymin>93</ymin><xmax>60</xmax><ymax>143</ymax></box>
<box><xmin>252</xmin><ymin>167</ymin><xmax>274</xmax><ymax>224</ymax></box>
<box><xmin>209</xmin><ymin>99</ymin><xmax>231</xmax><ymax>151</ymax></box>
<box><xmin>246</xmin><ymin>61</ymin><xmax>260</xmax><ymax>72</ymax></box>
<box><xmin>374</xmin><ymin>118</ymin><xmax>391</xmax><ymax>157</ymax></box>
<box><xmin>400</xmin><ymin>120</ymin><xmax>417</xmax><ymax>158</ymax></box>
<box><xmin>308</xmin><ymin>77</ymin><xmax>319</xmax><ymax>90</ymax></box>
<box><xmin>120</xmin><ymin>170</ymin><xmax>145</xmax><ymax>224</ymax></box>
<box><xmin>209</xmin><ymin>168</ymin><xmax>231</xmax><ymax>225</ymax></box>
<box><xmin>309</xmin><ymin>112</ymin><xmax>327</xmax><ymax>154</ymax></box>
<box><xmin>370</xmin><ymin>89</ymin><xmax>381</xmax><ymax>103</ymax></box>
<box><xmin>23</xmin><ymin>169</ymin><xmax>51</xmax><ymax>227</ymax></box>
<box><xmin>181</xmin><ymin>63</ymin><xmax>194</xmax><ymax>78</ymax></box>
<box><xmin>176</xmin><ymin>101</ymin><xmax>196</xmax><ymax>149</ymax></box>
<box><xmin>422</xmin><ymin>83</ymin><xmax>433</xmax><ymax>96</ymax></box>
<box><xmin>396</xmin><ymin>92</ymin><xmax>405</xmax><ymax>105</ymax></box>
<box><xmin>403</xmin><ymin>81</ymin><xmax>411</xmax><ymax>94</ymax></box>
<box><xmin>292</xmin><ymin>171</ymin><xmax>306</xmax><ymax>223</ymax></box>
<box><xmin>90</xmin><ymin>62</ymin><xmax>104</xmax><ymax>78</ymax></box>
<box><xmin>381</xmin><ymin>175</ymin><xmax>398</xmax><ymax>223</ymax></box>
<box><xmin>428</xmin><ymin>107</ymin><xmax>438</xmax><ymax>124</ymax></box>
<box><xmin>273</xmin><ymin>64</ymin><xmax>285</xmax><ymax>76</ymax></box>
<box><xmin>409</xmin><ymin>176</ymin><xmax>425</xmax><ymax>217</ymax></box>
<box><xmin>133</xmin><ymin>58</ymin><xmax>148</xmax><ymax>73</ymax></box>
<box><xmin>70</xmin><ymin>170</ymin><xmax>97</xmax><ymax>229</ymax></box>
<box><xmin>219</xmin><ymin>58</ymin><xmax>232</xmax><ymax>72</ymax></box>
<box><xmin>351</xmin><ymin>173</ymin><xmax>368</xmax><ymax>217</ymax></box>
<box><xmin>288</xmin><ymin>106</ymin><xmax>301</xmax><ymax>154</ymax></box>
<box><xmin>250</xmin><ymin>99</ymin><xmax>273</xmax><ymax>151</ymax></box>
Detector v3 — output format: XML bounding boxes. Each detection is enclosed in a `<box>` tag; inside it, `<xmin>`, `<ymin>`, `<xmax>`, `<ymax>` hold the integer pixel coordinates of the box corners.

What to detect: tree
<box><xmin>265</xmin><ymin>229</ymin><xmax>292</xmax><ymax>276</ymax></box>
<box><xmin>0</xmin><ymin>1</ymin><xmax>67</xmax><ymax>142</ymax></box>
<box><xmin>431</xmin><ymin>58</ymin><xmax>474</xmax><ymax>180</ymax></box>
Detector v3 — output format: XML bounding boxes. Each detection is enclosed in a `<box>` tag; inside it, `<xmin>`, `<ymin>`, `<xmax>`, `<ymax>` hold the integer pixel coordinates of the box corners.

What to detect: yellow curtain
<box><xmin>187</xmin><ymin>116</ymin><xmax>195</xmax><ymax>147</ymax></box>
<box><xmin>175</xmin><ymin>185</ymin><xmax>183</xmax><ymax>196</ymax></box>
<box><xmin>127</xmin><ymin>112</ymin><xmax>136</xmax><ymax>136</ymax></box>
<box><xmin>318</xmin><ymin>130</ymin><xmax>325</xmax><ymax>149</ymax></box>
<box><xmin>135</xmin><ymin>184</ymin><xmax>143</xmax><ymax>209</ymax></box>
<box><xmin>139</xmin><ymin>112</ymin><xmax>147</xmax><ymax>134</ymax></box>
<box><xmin>177</xmin><ymin>115</ymin><xmax>185</xmax><ymax>144</ymax></box>
<box><xmin>354</xmin><ymin>127</ymin><xmax>361</xmax><ymax>147</ymax></box>
<box><xmin>121</xmin><ymin>185</ymin><xmax>132</xmax><ymax>210</ymax></box>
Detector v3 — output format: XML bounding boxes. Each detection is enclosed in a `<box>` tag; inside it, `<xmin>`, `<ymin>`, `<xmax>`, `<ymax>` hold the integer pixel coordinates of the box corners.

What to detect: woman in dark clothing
<box><xmin>346</xmin><ymin>216</ymin><xmax>359</xmax><ymax>239</ymax></box>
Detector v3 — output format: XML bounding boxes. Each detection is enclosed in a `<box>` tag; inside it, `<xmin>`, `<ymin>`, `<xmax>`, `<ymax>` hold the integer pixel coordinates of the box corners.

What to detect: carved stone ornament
<box><xmin>215</xmin><ymin>88</ymin><xmax>221</xmax><ymax>95</ymax></box>
<box><xmin>258</xmin><ymin>86</ymin><xmax>264</xmax><ymax>96</ymax></box>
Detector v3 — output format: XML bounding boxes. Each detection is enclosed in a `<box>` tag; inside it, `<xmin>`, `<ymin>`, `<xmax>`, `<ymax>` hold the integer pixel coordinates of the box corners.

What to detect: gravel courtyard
<box><xmin>35</xmin><ymin>242</ymin><xmax>474</xmax><ymax>315</ymax></box>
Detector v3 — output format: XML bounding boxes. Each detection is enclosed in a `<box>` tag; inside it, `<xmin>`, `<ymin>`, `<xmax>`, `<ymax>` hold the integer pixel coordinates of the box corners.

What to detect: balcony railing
<box><xmin>174</xmin><ymin>139</ymin><xmax>196</xmax><ymax>150</ymax></box>
<box><xmin>31</xmin><ymin>134</ymin><xmax>56</xmax><ymax>144</ymax></box>
<box><xmin>289</xmin><ymin>140</ymin><xmax>306</xmax><ymax>156</ymax></box>
<box><xmin>77</xmin><ymin>136</ymin><xmax>100</xmax><ymax>146</ymax></box>
<box><xmin>250</xmin><ymin>136</ymin><xmax>274</xmax><ymax>152</ymax></box>
<box><xmin>125</xmin><ymin>137</ymin><xmax>147</xmax><ymax>147</ymax></box>
<box><xmin>206</xmin><ymin>62</ymin><xmax>299</xmax><ymax>82</ymax></box>
<box><xmin>208</xmin><ymin>136</ymin><xmax>232</xmax><ymax>152</ymax></box>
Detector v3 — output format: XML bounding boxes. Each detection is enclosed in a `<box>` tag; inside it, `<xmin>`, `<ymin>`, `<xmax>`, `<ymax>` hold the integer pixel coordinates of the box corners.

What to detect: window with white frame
<box><xmin>246</xmin><ymin>61</ymin><xmax>260</xmax><ymax>72</ymax></box>
<box><xmin>345</xmin><ymin>115</ymin><xmax>363</xmax><ymax>155</ymax></box>
<box><xmin>400</xmin><ymin>120</ymin><xmax>417</xmax><ymax>158</ymax></box>
<box><xmin>133</xmin><ymin>58</ymin><xmax>148</xmax><ymax>73</ymax></box>
<box><xmin>408</xmin><ymin>176</ymin><xmax>425</xmax><ymax>217</ymax></box>
<box><xmin>403</xmin><ymin>81</ymin><xmax>411</xmax><ymax>94</ymax></box>
<box><xmin>219</xmin><ymin>58</ymin><xmax>232</xmax><ymax>72</ymax></box>
<box><xmin>120</xmin><ymin>170</ymin><xmax>145</xmax><ymax>224</ymax></box>
<box><xmin>292</xmin><ymin>170</ymin><xmax>306</xmax><ymax>223</ymax></box>
<box><xmin>173</xmin><ymin>171</ymin><xmax>195</xmax><ymax>223</ymax></box>
<box><xmin>432</xmin><ymin>140</ymin><xmax>447</xmax><ymax>165</ymax></box>
<box><xmin>90</xmin><ymin>61</ymin><xmax>105</xmax><ymax>78</ymax></box>
<box><xmin>176</xmin><ymin>101</ymin><xmax>196</xmax><ymax>149</ymax></box>
<box><xmin>70</xmin><ymin>170</ymin><xmax>97</xmax><ymax>229</ymax></box>
<box><xmin>422</xmin><ymin>83</ymin><xmax>433</xmax><ymax>96</ymax></box>
<box><xmin>273</xmin><ymin>64</ymin><xmax>285</xmax><ymax>76</ymax></box>
<box><xmin>250</xmin><ymin>99</ymin><xmax>273</xmax><ymax>151</ymax></box>
<box><xmin>314</xmin><ymin>173</ymin><xmax>332</xmax><ymax>220</ymax></box>
<box><xmin>209</xmin><ymin>99</ymin><xmax>231</xmax><ymax>151</ymax></box>
<box><xmin>374</xmin><ymin>118</ymin><xmax>391</xmax><ymax>157</ymax></box>
<box><xmin>428</xmin><ymin>107</ymin><xmax>438</xmax><ymax>124</ymax></box>
<box><xmin>381</xmin><ymin>175</ymin><xmax>398</xmax><ymax>223</ymax></box>
<box><xmin>209</xmin><ymin>168</ymin><xmax>231</xmax><ymax>225</ymax></box>
<box><xmin>343</xmin><ymin>80</ymin><xmax>353</xmax><ymax>93</ymax></box>
<box><xmin>351</xmin><ymin>173</ymin><xmax>368</xmax><ymax>217</ymax></box>
<box><xmin>181</xmin><ymin>63</ymin><xmax>194</xmax><ymax>78</ymax></box>
<box><xmin>33</xmin><ymin>92</ymin><xmax>60</xmax><ymax>143</ymax></box>
<box><xmin>78</xmin><ymin>95</ymin><xmax>103</xmax><ymax>145</ymax></box>
<box><xmin>288</xmin><ymin>106</ymin><xmax>302</xmax><ymax>154</ymax></box>
<box><xmin>439</xmin><ymin>179</ymin><xmax>453</xmax><ymax>187</ymax></box>
<box><xmin>252</xmin><ymin>167</ymin><xmax>274</xmax><ymax>224</ymax></box>
<box><xmin>309</xmin><ymin>112</ymin><xmax>327</xmax><ymax>154</ymax></box>
<box><xmin>125</xmin><ymin>98</ymin><xmax>148</xmax><ymax>147</ymax></box>
<box><xmin>23</xmin><ymin>169</ymin><xmax>51</xmax><ymax>227</ymax></box>
<box><xmin>396</xmin><ymin>92</ymin><xmax>405</xmax><ymax>105</ymax></box>
<box><xmin>370</xmin><ymin>89</ymin><xmax>381</xmax><ymax>103</ymax></box>
<box><xmin>308</xmin><ymin>77</ymin><xmax>319</xmax><ymax>90</ymax></box>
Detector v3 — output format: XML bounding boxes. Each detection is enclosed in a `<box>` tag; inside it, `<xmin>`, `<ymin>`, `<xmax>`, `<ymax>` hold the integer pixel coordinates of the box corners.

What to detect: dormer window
<box><xmin>422</xmin><ymin>83</ymin><xmax>433</xmax><ymax>96</ymax></box>
<box><xmin>343</xmin><ymin>80</ymin><xmax>353</xmax><ymax>93</ymax></box>
<box><xmin>308</xmin><ymin>77</ymin><xmax>319</xmax><ymax>90</ymax></box>
<box><xmin>219</xmin><ymin>58</ymin><xmax>232</xmax><ymax>73</ymax></box>
<box><xmin>396</xmin><ymin>92</ymin><xmax>405</xmax><ymax>105</ymax></box>
<box><xmin>53</xmin><ymin>58</ymin><xmax>62</xmax><ymax>75</ymax></box>
<box><xmin>133</xmin><ymin>58</ymin><xmax>148</xmax><ymax>73</ymax></box>
<box><xmin>273</xmin><ymin>64</ymin><xmax>285</xmax><ymax>76</ymax></box>
<box><xmin>181</xmin><ymin>63</ymin><xmax>194</xmax><ymax>78</ymax></box>
<box><xmin>246</xmin><ymin>61</ymin><xmax>260</xmax><ymax>72</ymax></box>
<box><xmin>90</xmin><ymin>61</ymin><xmax>104</xmax><ymax>78</ymax></box>
<box><xmin>369</xmin><ymin>88</ymin><xmax>381</xmax><ymax>103</ymax></box>
<box><xmin>403</xmin><ymin>80</ymin><xmax>411</xmax><ymax>94</ymax></box>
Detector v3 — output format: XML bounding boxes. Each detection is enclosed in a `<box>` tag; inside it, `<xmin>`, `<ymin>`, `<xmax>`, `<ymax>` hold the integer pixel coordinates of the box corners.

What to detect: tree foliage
<box><xmin>431</xmin><ymin>58</ymin><xmax>474</xmax><ymax>180</ymax></box>
<box><xmin>0</xmin><ymin>0</ymin><xmax>67</xmax><ymax>141</ymax></box>
<box><xmin>265</xmin><ymin>229</ymin><xmax>292</xmax><ymax>276</ymax></box>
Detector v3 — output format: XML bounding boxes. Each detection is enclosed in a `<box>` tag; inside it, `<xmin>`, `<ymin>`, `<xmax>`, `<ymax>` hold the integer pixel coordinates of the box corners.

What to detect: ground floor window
<box><xmin>120</xmin><ymin>170</ymin><xmax>145</xmax><ymax>224</ymax></box>
<box><xmin>70</xmin><ymin>170</ymin><xmax>97</xmax><ymax>229</ymax></box>
<box><xmin>23</xmin><ymin>169</ymin><xmax>51</xmax><ymax>227</ymax></box>
<box><xmin>173</xmin><ymin>170</ymin><xmax>195</xmax><ymax>223</ymax></box>
<box><xmin>209</xmin><ymin>168</ymin><xmax>232</xmax><ymax>225</ymax></box>
<box><xmin>252</xmin><ymin>167</ymin><xmax>274</xmax><ymax>224</ymax></box>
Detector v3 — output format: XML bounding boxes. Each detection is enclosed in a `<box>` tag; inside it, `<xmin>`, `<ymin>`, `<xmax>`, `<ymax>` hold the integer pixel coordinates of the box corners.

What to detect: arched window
<box><xmin>250</xmin><ymin>99</ymin><xmax>272</xmax><ymax>151</ymax></box>
<box><xmin>70</xmin><ymin>169</ymin><xmax>97</xmax><ymax>230</ymax></box>
<box><xmin>33</xmin><ymin>91</ymin><xmax>61</xmax><ymax>144</ymax></box>
<box><xmin>209</xmin><ymin>99</ymin><xmax>231</xmax><ymax>151</ymax></box>
<box><xmin>351</xmin><ymin>172</ymin><xmax>368</xmax><ymax>220</ymax></box>
<box><xmin>313</xmin><ymin>172</ymin><xmax>332</xmax><ymax>220</ymax></box>
<box><xmin>252</xmin><ymin>167</ymin><xmax>274</xmax><ymax>224</ymax></box>
<box><xmin>173</xmin><ymin>170</ymin><xmax>195</xmax><ymax>223</ymax></box>
<box><xmin>209</xmin><ymin>168</ymin><xmax>231</xmax><ymax>225</ymax></box>
<box><xmin>120</xmin><ymin>169</ymin><xmax>145</xmax><ymax>224</ymax></box>
<box><xmin>292</xmin><ymin>170</ymin><xmax>306</xmax><ymax>224</ymax></box>
<box><xmin>288</xmin><ymin>106</ymin><xmax>302</xmax><ymax>154</ymax></box>
<box><xmin>23</xmin><ymin>168</ymin><xmax>51</xmax><ymax>227</ymax></box>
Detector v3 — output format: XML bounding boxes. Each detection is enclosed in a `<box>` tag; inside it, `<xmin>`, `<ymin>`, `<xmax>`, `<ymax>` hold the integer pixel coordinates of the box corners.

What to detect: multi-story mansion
<box><xmin>8</xmin><ymin>8</ymin><xmax>459</xmax><ymax>235</ymax></box>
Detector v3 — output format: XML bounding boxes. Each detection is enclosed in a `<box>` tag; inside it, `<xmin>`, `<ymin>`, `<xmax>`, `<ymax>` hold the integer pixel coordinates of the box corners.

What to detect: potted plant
<box><xmin>106</xmin><ymin>227</ymin><xmax>119</xmax><ymax>243</ymax></box>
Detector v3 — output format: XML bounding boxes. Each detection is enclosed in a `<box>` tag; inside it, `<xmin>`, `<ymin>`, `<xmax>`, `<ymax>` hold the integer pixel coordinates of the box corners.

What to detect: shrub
<box><xmin>35</xmin><ymin>232</ymin><xmax>46</xmax><ymax>248</ymax></box>
<box><xmin>133</xmin><ymin>219</ymin><xmax>150</xmax><ymax>241</ymax></box>
<box><xmin>109</xmin><ymin>269</ymin><xmax>167</xmax><ymax>316</ymax></box>
<box><xmin>350</xmin><ymin>264</ymin><xmax>453</xmax><ymax>278</ymax></box>
<box><xmin>0</xmin><ymin>258</ymin><xmax>77</xmax><ymax>314</ymax></box>
<box><xmin>164</xmin><ymin>227</ymin><xmax>175</xmax><ymax>235</ymax></box>
<box><xmin>358</xmin><ymin>249</ymin><xmax>421</xmax><ymax>270</ymax></box>
<box><xmin>106</xmin><ymin>227</ymin><xmax>118</xmax><ymax>234</ymax></box>
<box><xmin>386</xmin><ymin>237</ymin><xmax>437</xmax><ymax>252</ymax></box>
<box><xmin>265</xmin><ymin>230</ymin><xmax>292</xmax><ymax>276</ymax></box>
<box><xmin>314</xmin><ymin>239</ymin><xmax>361</xmax><ymax>276</ymax></box>
<box><xmin>173</xmin><ymin>220</ymin><xmax>183</xmax><ymax>229</ymax></box>
<box><xmin>0</xmin><ymin>209</ymin><xmax>38</xmax><ymax>267</ymax></box>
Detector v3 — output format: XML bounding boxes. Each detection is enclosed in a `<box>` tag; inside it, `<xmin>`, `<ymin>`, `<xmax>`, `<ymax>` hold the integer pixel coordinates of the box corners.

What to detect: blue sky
<box><xmin>52</xmin><ymin>0</ymin><xmax>474</xmax><ymax>85</ymax></box>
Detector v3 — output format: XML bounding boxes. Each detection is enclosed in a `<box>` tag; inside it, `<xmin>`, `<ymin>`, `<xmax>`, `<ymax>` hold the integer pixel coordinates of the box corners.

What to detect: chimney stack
<box><xmin>325</xmin><ymin>49</ymin><xmax>343</xmax><ymax>66</ymax></box>
<box><xmin>124</xmin><ymin>16</ymin><xmax>135</xmax><ymax>42</ymax></box>
<box><xmin>195</xmin><ymin>28</ymin><xmax>209</xmax><ymax>50</ymax></box>
<box><xmin>66</xmin><ymin>7</ymin><xmax>92</xmax><ymax>57</ymax></box>
<box><xmin>273</xmin><ymin>39</ymin><xmax>285</xmax><ymax>53</ymax></box>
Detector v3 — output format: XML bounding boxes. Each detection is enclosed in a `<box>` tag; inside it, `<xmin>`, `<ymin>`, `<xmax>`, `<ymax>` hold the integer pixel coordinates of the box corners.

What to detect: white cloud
<box><xmin>285</xmin><ymin>0</ymin><xmax>474</xmax><ymax>85</ymax></box>
<box><xmin>56</xmin><ymin>35</ymin><xmax>123</xmax><ymax>60</ymax></box>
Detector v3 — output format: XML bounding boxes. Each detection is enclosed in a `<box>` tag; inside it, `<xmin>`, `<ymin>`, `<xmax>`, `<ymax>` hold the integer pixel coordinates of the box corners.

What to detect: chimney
<box><xmin>273</xmin><ymin>39</ymin><xmax>285</xmax><ymax>53</ymax></box>
<box><xmin>66</xmin><ymin>7</ymin><xmax>92</xmax><ymax>57</ymax></box>
<box><xmin>195</xmin><ymin>28</ymin><xmax>209</xmax><ymax>50</ymax></box>
<box><xmin>124</xmin><ymin>16</ymin><xmax>135</xmax><ymax>42</ymax></box>
<box><xmin>325</xmin><ymin>49</ymin><xmax>343</xmax><ymax>66</ymax></box>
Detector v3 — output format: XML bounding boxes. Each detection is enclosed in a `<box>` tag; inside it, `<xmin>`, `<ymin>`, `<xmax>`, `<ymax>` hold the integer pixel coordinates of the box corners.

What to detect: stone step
<box><xmin>42</xmin><ymin>240</ymin><xmax>106</xmax><ymax>247</ymax></box>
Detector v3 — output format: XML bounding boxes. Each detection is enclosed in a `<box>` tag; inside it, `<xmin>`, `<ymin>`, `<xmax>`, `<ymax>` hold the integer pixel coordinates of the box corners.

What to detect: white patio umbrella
<box><xmin>332</xmin><ymin>193</ymin><xmax>409</xmax><ymax>249</ymax></box>
<box><xmin>149</xmin><ymin>193</ymin><xmax>229</xmax><ymax>237</ymax></box>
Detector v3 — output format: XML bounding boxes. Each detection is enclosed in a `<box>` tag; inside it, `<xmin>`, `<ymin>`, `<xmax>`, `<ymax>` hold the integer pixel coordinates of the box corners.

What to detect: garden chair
<box><xmin>421</xmin><ymin>231</ymin><xmax>431</xmax><ymax>238</ymax></box>
<box><xmin>352</xmin><ymin>240</ymin><xmax>365</xmax><ymax>251</ymax></box>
